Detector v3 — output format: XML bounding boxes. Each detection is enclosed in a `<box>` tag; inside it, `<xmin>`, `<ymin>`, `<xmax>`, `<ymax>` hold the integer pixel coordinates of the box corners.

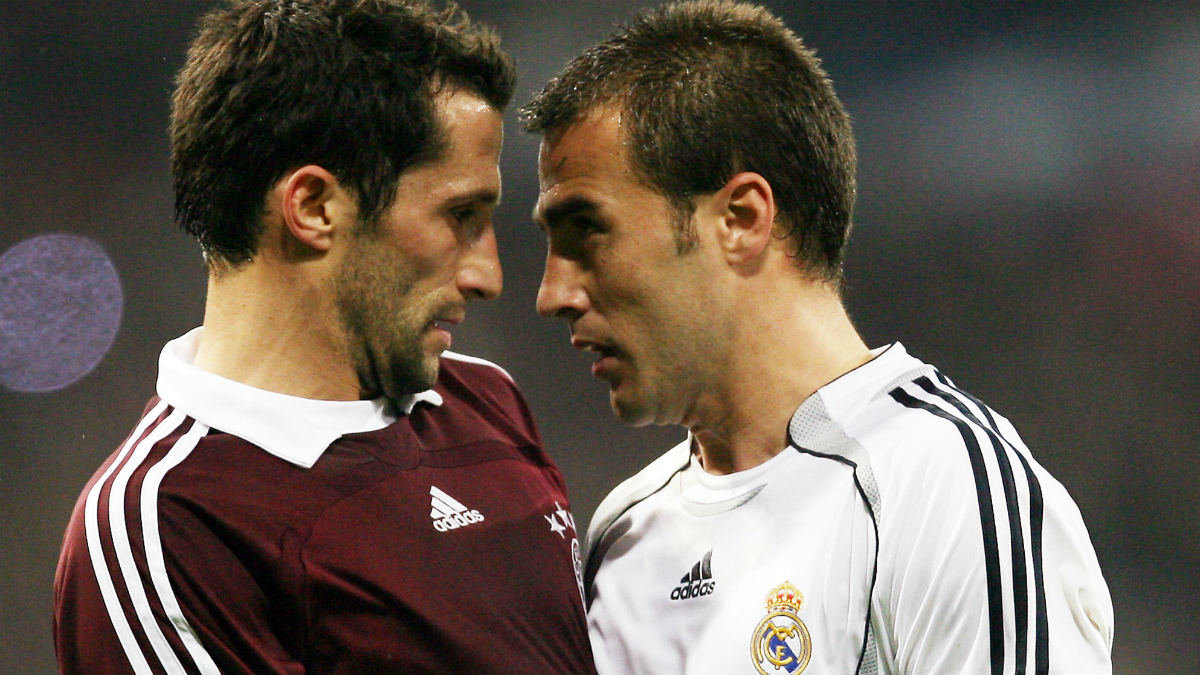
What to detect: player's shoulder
<box><xmin>815</xmin><ymin>345</ymin><xmax>1003</xmax><ymax>466</ymax></box>
<box><xmin>845</xmin><ymin>383</ymin><xmax>988</xmax><ymax>513</ymax></box>
<box><xmin>439</xmin><ymin>350</ymin><xmax>516</xmax><ymax>385</ymax></box>
<box><xmin>585</xmin><ymin>438</ymin><xmax>691</xmax><ymax>552</ymax></box>
<box><xmin>857</xmin><ymin>370</ymin><xmax>1019</xmax><ymax>465</ymax></box>
<box><xmin>854</xmin><ymin>384</ymin><xmax>991</xmax><ymax>464</ymax></box>
<box><xmin>809</xmin><ymin>345</ymin><xmax>1027</xmax><ymax>507</ymax></box>
<box><xmin>842</xmin><ymin>361</ymin><xmax>1057</xmax><ymax>550</ymax></box>
<box><xmin>797</xmin><ymin>344</ymin><xmax>961</xmax><ymax>463</ymax></box>
<box><xmin>436</xmin><ymin>351</ymin><xmax>525</xmax><ymax>406</ymax></box>
<box><xmin>433</xmin><ymin>351</ymin><xmax>545</xmax><ymax>447</ymax></box>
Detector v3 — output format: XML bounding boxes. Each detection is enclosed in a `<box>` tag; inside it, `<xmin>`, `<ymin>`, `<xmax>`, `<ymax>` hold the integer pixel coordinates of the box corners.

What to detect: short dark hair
<box><xmin>522</xmin><ymin>0</ymin><xmax>856</xmax><ymax>281</ymax></box>
<box><xmin>171</xmin><ymin>0</ymin><xmax>515</xmax><ymax>268</ymax></box>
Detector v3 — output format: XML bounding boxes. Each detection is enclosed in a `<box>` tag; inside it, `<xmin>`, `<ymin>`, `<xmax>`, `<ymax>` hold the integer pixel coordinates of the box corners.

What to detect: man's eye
<box><xmin>452</xmin><ymin>207</ymin><xmax>477</xmax><ymax>224</ymax></box>
<box><xmin>452</xmin><ymin>206</ymin><xmax>495</xmax><ymax>242</ymax></box>
<box><xmin>573</xmin><ymin>216</ymin><xmax>605</xmax><ymax>235</ymax></box>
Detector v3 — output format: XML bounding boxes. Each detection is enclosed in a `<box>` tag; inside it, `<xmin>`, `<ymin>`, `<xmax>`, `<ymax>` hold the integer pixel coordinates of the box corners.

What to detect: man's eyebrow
<box><xmin>451</xmin><ymin>188</ymin><xmax>501</xmax><ymax>209</ymax></box>
<box><xmin>533</xmin><ymin>196</ymin><xmax>599</xmax><ymax>230</ymax></box>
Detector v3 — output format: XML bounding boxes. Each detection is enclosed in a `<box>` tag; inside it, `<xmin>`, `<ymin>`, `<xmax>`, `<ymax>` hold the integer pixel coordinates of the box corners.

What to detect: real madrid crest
<box><xmin>750</xmin><ymin>581</ymin><xmax>812</xmax><ymax>674</ymax></box>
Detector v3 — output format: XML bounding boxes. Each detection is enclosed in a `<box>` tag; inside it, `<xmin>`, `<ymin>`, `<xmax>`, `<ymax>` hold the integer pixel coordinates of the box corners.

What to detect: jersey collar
<box><xmin>156</xmin><ymin>327</ymin><xmax>443</xmax><ymax>468</ymax></box>
<box><xmin>789</xmin><ymin>341</ymin><xmax>933</xmax><ymax>440</ymax></box>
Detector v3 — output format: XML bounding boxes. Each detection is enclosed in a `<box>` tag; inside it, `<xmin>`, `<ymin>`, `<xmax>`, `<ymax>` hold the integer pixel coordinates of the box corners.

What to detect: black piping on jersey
<box><xmin>890</xmin><ymin>376</ymin><xmax>1047</xmax><ymax>675</ymax></box>
<box><xmin>888</xmin><ymin>385</ymin><xmax>1004</xmax><ymax>674</ymax></box>
<box><xmin>784</xmin><ymin>440</ymin><xmax>880</xmax><ymax>675</ymax></box>
<box><xmin>931</xmin><ymin>372</ymin><xmax>1049</xmax><ymax>675</ymax></box>
<box><xmin>582</xmin><ymin>458</ymin><xmax>689</xmax><ymax>607</ymax></box>
<box><xmin>914</xmin><ymin>376</ymin><xmax>1031</xmax><ymax>673</ymax></box>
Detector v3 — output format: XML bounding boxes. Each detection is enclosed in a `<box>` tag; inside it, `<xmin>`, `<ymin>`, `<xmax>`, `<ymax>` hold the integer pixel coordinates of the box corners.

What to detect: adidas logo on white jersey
<box><xmin>670</xmin><ymin>549</ymin><xmax>716</xmax><ymax>600</ymax></box>
<box><xmin>429</xmin><ymin>485</ymin><xmax>485</xmax><ymax>532</ymax></box>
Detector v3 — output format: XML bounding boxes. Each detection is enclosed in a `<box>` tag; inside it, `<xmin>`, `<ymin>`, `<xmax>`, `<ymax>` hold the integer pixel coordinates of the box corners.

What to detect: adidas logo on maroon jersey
<box><xmin>429</xmin><ymin>485</ymin><xmax>485</xmax><ymax>532</ymax></box>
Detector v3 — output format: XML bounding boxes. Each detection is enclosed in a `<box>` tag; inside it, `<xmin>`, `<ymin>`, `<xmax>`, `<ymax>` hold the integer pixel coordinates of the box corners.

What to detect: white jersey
<box><xmin>585</xmin><ymin>343</ymin><xmax>1112</xmax><ymax>675</ymax></box>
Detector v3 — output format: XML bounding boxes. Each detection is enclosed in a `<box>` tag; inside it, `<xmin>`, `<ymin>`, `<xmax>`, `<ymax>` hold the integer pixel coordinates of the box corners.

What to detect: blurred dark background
<box><xmin>2</xmin><ymin>1</ymin><xmax>1196</xmax><ymax>672</ymax></box>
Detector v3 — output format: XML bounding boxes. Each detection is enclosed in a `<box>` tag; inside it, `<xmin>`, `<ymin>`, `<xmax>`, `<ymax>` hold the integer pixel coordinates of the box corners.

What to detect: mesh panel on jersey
<box><xmin>787</xmin><ymin>393</ymin><xmax>883</xmax><ymax>523</ymax></box>
<box><xmin>787</xmin><ymin>391</ymin><xmax>882</xmax><ymax>675</ymax></box>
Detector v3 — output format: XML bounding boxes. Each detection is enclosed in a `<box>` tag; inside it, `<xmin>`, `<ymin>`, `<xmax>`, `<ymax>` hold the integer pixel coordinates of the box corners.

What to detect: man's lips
<box><xmin>571</xmin><ymin>337</ymin><xmax>617</xmax><ymax>357</ymax></box>
<box><xmin>571</xmin><ymin>337</ymin><xmax>620</xmax><ymax>376</ymax></box>
<box><xmin>430</xmin><ymin>310</ymin><xmax>466</xmax><ymax>330</ymax></box>
<box><xmin>428</xmin><ymin>311</ymin><xmax>465</xmax><ymax>346</ymax></box>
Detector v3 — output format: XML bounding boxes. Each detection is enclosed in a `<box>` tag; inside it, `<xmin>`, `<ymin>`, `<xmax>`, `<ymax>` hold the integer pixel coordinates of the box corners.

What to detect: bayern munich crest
<box><xmin>750</xmin><ymin>582</ymin><xmax>812</xmax><ymax>674</ymax></box>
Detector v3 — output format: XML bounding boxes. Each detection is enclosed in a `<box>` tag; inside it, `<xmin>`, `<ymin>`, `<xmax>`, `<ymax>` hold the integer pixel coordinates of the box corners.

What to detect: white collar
<box><xmin>155</xmin><ymin>327</ymin><xmax>443</xmax><ymax>468</ymax></box>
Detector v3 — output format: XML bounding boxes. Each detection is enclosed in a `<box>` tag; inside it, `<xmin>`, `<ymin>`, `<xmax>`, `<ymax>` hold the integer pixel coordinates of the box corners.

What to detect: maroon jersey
<box><xmin>54</xmin><ymin>330</ymin><xmax>595</xmax><ymax>674</ymax></box>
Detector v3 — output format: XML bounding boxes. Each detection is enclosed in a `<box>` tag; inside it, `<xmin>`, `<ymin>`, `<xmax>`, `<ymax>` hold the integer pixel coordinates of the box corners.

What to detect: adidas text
<box><xmin>429</xmin><ymin>486</ymin><xmax>484</xmax><ymax>532</ymax></box>
<box><xmin>433</xmin><ymin>509</ymin><xmax>485</xmax><ymax>532</ymax></box>
<box><xmin>670</xmin><ymin>579</ymin><xmax>716</xmax><ymax>600</ymax></box>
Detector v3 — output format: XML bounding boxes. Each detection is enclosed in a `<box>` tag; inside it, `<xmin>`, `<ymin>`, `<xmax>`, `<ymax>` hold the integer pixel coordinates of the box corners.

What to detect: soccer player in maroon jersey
<box><xmin>52</xmin><ymin>2</ymin><xmax>595</xmax><ymax>673</ymax></box>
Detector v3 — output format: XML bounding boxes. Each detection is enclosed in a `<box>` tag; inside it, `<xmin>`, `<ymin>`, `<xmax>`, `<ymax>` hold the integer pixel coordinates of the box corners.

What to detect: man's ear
<box><xmin>713</xmin><ymin>172</ymin><xmax>776</xmax><ymax>267</ymax></box>
<box><xmin>280</xmin><ymin>165</ymin><xmax>351</xmax><ymax>253</ymax></box>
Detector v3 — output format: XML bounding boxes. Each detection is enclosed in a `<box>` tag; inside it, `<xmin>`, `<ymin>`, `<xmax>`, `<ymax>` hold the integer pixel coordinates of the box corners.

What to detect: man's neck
<box><xmin>192</xmin><ymin>261</ymin><xmax>362</xmax><ymax>401</ymax></box>
<box><xmin>689</xmin><ymin>284</ymin><xmax>872</xmax><ymax>476</ymax></box>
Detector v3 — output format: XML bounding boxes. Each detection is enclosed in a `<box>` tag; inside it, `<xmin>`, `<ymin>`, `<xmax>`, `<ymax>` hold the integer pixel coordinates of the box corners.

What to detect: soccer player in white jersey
<box><xmin>522</xmin><ymin>1</ymin><xmax>1113</xmax><ymax>673</ymax></box>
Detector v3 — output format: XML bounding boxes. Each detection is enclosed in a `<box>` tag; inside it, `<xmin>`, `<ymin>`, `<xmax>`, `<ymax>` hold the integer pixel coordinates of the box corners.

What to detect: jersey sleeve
<box><xmin>872</xmin><ymin>385</ymin><xmax>1113</xmax><ymax>674</ymax></box>
<box><xmin>53</xmin><ymin>415</ymin><xmax>304</xmax><ymax>675</ymax></box>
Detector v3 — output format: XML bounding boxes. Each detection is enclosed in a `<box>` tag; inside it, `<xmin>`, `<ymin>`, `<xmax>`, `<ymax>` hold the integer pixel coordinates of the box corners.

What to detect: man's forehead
<box><xmin>537</xmin><ymin>142</ymin><xmax>571</xmax><ymax>179</ymax></box>
<box><xmin>538</xmin><ymin>109</ymin><xmax>628</xmax><ymax>181</ymax></box>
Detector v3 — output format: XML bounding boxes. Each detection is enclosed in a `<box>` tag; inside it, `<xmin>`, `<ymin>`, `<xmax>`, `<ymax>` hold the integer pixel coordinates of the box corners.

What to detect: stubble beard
<box><xmin>352</xmin><ymin>312</ymin><xmax>437</xmax><ymax>401</ymax></box>
<box><xmin>334</xmin><ymin>238</ymin><xmax>440</xmax><ymax>402</ymax></box>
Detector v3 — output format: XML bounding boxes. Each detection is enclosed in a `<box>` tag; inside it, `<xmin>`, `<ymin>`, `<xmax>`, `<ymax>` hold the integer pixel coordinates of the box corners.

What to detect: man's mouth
<box><xmin>572</xmin><ymin>336</ymin><xmax>615</xmax><ymax>357</ymax></box>
<box><xmin>572</xmin><ymin>337</ymin><xmax>620</xmax><ymax>376</ymax></box>
<box><xmin>588</xmin><ymin>344</ymin><xmax>617</xmax><ymax>359</ymax></box>
<box><xmin>430</xmin><ymin>310</ymin><xmax>465</xmax><ymax>331</ymax></box>
<box><xmin>428</xmin><ymin>311</ymin><xmax>464</xmax><ymax>348</ymax></box>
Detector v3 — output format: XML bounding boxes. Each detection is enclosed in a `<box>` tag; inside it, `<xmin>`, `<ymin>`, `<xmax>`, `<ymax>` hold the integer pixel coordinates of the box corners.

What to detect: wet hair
<box><xmin>171</xmin><ymin>0</ymin><xmax>515</xmax><ymax>268</ymax></box>
<box><xmin>522</xmin><ymin>0</ymin><xmax>855</xmax><ymax>280</ymax></box>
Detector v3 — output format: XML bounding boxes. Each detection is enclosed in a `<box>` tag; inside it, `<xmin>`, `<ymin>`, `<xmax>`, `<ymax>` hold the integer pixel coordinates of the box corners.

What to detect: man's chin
<box><xmin>610</xmin><ymin>390</ymin><xmax>653</xmax><ymax>427</ymax></box>
<box><xmin>409</xmin><ymin>360</ymin><xmax>441</xmax><ymax>394</ymax></box>
<box><xmin>378</xmin><ymin>359</ymin><xmax>440</xmax><ymax>401</ymax></box>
